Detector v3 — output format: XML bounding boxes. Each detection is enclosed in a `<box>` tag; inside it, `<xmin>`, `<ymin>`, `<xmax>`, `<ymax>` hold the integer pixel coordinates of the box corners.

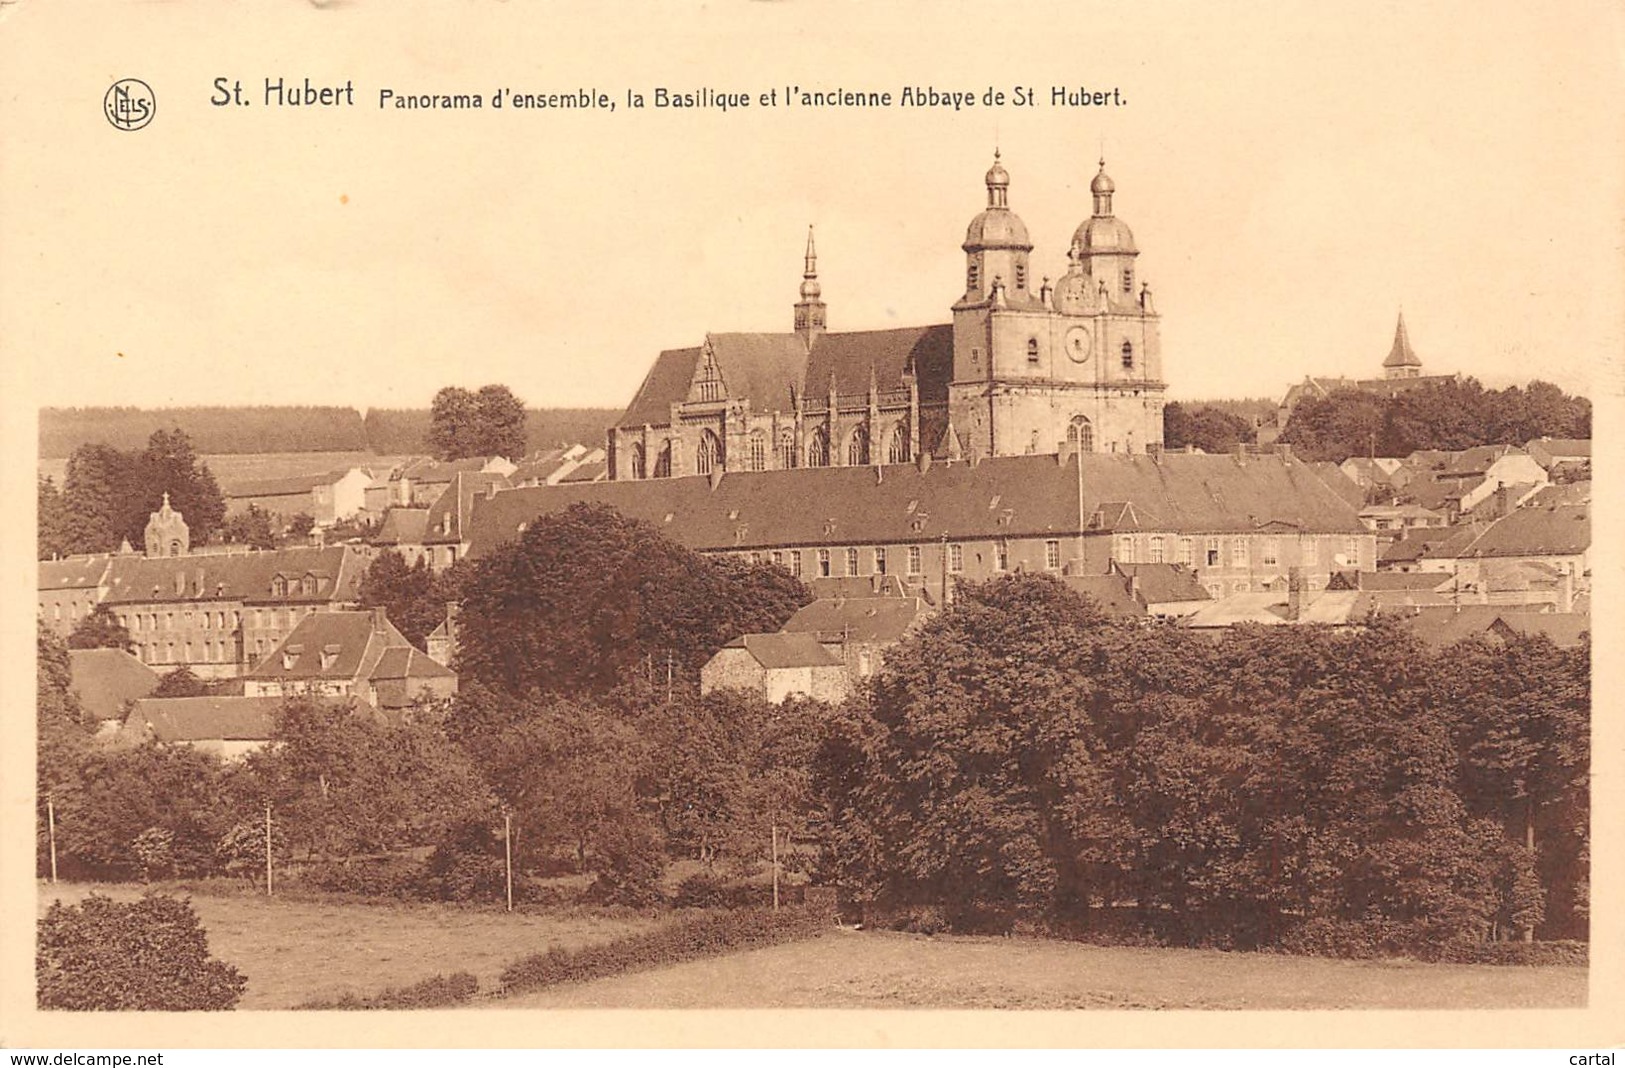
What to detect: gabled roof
<box><xmin>803</xmin><ymin>325</ymin><xmax>954</xmax><ymax>404</ymax></box>
<box><xmin>780</xmin><ymin>596</ymin><xmax>930</xmax><ymax>645</ymax></box>
<box><xmin>101</xmin><ymin>545</ymin><xmax>370</xmax><ymax>606</ymax></box>
<box><xmin>39</xmin><ymin>556</ymin><xmax>113</xmax><ymax>591</ymax></box>
<box><xmin>423</xmin><ymin>471</ymin><xmax>512</xmax><ymax>544</ymax></box>
<box><xmin>1328</xmin><ymin>570</ymin><xmax>1451</xmax><ymax>592</ymax></box>
<box><xmin>1525</xmin><ymin>438</ymin><xmax>1590</xmax><ymax>467</ymax></box>
<box><xmin>371</xmin><ymin>645</ymin><xmax>457</xmax><ymax>681</ymax></box>
<box><xmin>1061</xmin><ymin>574</ymin><xmax>1146</xmax><ymax>618</ymax></box>
<box><xmin>1115</xmin><ymin>562</ymin><xmax>1212</xmax><ymax>605</ymax></box>
<box><xmin>1528</xmin><ymin>481</ymin><xmax>1590</xmax><ymax>507</ymax></box>
<box><xmin>1307</xmin><ymin>461</ymin><xmax>1366</xmax><ymax>508</ymax></box>
<box><xmin>1491</xmin><ymin>613</ymin><xmax>1590</xmax><ymax>648</ymax></box>
<box><xmin>244</xmin><ymin>611</ymin><xmax>407</xmax><ymax>682</ymax></box>
<box><xmin>618</xmin><ymin>347</ymin><xmax>703</xmax><ymax>428</ymax></box>
<box><xmin>465</xmin><ymin>452</ymin><xmax>1365</xmax><ymax>559</ymax></box>
<box><xmin>558</xmin><ymin>459</ymin><xmax>607</xmax><ymax>484</ymax></box>
<box><xmin>1182</xmin><ymin>589</ymin><xmax>1369</xmax><ymax>628</ymax></box>
<box><xmin>69</xmin><ymin>648</ymin><xmax>159</xmax><ymax>722</ymax></box>
<box><xmin>373</xmin><ymin>507</ymin><xmax>430</xmax><ymax>546</ymax></box>
<box><xmin>1391</xmin><ymin>605</ymin><xmax>1549</xmax><ymax>649</ymax></box>
<box><xmin>125</xmin><ymin>696</ymin><xmax>284</xmax><ymax>742</ymax></box>
<box><xmin>722</xmin><ymin>631</ymin><xmax>843</xmax><ymax>669</ymax></box>
<box><xmin>1455</xmin><ymin>504</ymin><xmax>1589</xmax><ymax>559</ymax></box>
<box><xmin>706</xmin><ymin>333</ymin><xmax>810</xmax><ymax>414</ymax></box>
<box><xmin>397</xmin><ymin>457</ymin><xmax>492</xmax><ymax>484</ymax></box>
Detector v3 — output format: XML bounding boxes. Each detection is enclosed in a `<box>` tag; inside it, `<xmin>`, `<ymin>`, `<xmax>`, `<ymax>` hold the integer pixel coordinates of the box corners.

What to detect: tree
<box><xmin>152</xmin><ymin>665</ymin><xmax>210</xmax><ymax>698</ymax></box>
<box><xmin>286</xmin><ymin>513</ymin><xmax>316</xmax><ymax>541</ymax></box>
<box><xmin>358</xmin><ymin>549</ymin><xmax>450</xmax><ymax>650</ymax></box>
<box><xmin>60</xmin><ymin>443</ymin><xmax>133</xmax><ymax>554</ymax></box>
<box><xmin>66</xmin><ymin>605</ymin><xmax>134</xmax><ymax>653</ymax></box>
<box><xmin>456</xmin><ymin>502</ymin><xmax>810</xmax><ymax>698</ymax></box>
<box><xmin>38</xmin><ymin>893</ymin><xmax>246</xmax><ymax>1010</ymax></box>
<box><xmin>39</xmin><ymin>624</ymin><xmax>92</xmax><ymax>875</ymax></box>
<box><xmin>125</xmin><ymin>428</ymin><xmax>227</xmax><ymax>546</ymax></box>
<box><xmin>427</xmin><ymin>384</ymin><xmax>528</xmax><ymax>460</ymax></box>
<box><xmin>1164</xmin><ymin>402</ymin><xmax>1254</xmax><ymax>453</ymax></box>
<box><xmin>220</xmin><ymin>503</ymin><xmax>277</xmax><ymax>550</ymax></box>
<box><xmin>38</xmin><ymin>476</ymin><xmax>71</xmax><ymax>560</ymax></box>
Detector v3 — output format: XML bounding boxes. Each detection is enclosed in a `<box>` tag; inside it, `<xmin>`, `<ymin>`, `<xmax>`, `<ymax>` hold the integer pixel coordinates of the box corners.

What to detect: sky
<box><xmin>2</xmin><ymin>2</ymin><xmax>1621</xmax><ymax>417</ymax></box>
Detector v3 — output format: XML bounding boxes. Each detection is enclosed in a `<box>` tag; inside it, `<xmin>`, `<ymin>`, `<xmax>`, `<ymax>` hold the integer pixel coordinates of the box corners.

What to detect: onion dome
<box><xmin>963</xmin><ymin>150</ymin><xmax>1033</xmax><ymax>252</ymax></box>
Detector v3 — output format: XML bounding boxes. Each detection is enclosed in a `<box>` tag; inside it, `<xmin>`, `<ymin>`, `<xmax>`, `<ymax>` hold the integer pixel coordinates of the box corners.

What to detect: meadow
<box><xmin>37</xmin><ymin>452</ymin><xmax>415</xmax><ymax>494</ymax></box>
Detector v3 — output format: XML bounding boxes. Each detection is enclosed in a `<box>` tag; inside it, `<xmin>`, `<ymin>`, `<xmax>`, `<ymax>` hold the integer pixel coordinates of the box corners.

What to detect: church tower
<box><xmin>948</xmin><ymin>155</ymin><xmax>1166</xmax><ymax>459</ymax></box>
<box><xmin>793</xmin><ymin>226</ymin><xmax>826</xmax><ymax>342</ymax></box>
<box><xmin>1383</xmin><ymin>311</ymin><xmax>1422</xmax><ymax>379</ymax></box>
<box><xmin>143</xmin><ymin>492</ymin><xmax>189</xmax><ymax>557</ymax></box>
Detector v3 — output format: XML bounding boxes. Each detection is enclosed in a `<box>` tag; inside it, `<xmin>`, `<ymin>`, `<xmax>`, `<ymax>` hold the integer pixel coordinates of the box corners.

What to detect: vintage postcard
<box><xmin>2</xmin><ymin>0</ymin><xmax>1621</xmax><ymax>1053</ymax></box>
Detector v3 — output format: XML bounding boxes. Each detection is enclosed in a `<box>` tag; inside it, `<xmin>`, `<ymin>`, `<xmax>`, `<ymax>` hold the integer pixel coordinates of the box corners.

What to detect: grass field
<box><xmin>38</xmin><ymin>882</ymin><xmax>662</xmax><ymax>1010</ymax></box>
<box><xmin>497</xmin><ymin>927</ymin><xmax>1587</xmax><ymax>1011</ymax></box>
<box><xmin>38</xmin><ymin>452</ymin><xmax>416</xmax><ymax>493</ymax></box>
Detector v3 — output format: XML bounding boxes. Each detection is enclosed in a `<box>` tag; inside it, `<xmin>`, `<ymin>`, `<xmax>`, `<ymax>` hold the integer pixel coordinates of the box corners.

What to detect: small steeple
<box><xmin>794</xmin><ymin>225</ymin><xmax>826</xmax><ymax>340</ymax></box>
<box><xmin>1091</xmin><ymin>157</ymin><xmax>1116</xmax><ymax>217</ymax></box>
<box><xmin>1383</xmin><ymin>310</ymin><xmax>1422</xmax><ymax>379</ymax></box>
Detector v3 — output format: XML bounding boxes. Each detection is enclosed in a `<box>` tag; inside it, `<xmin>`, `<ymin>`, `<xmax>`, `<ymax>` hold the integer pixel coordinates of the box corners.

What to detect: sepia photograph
<box><xmin>2</xmin><ymin>0</ymin><xmax>1620</xmax><ymax>1053</ymax></box>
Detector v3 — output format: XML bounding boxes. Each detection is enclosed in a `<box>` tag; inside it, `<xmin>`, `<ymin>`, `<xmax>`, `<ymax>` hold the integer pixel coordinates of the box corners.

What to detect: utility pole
<box><xmin>504</xmin><ymin>810</ymin><xmax>514</xmax><ymax>913</ymax></box>
<box><xmin>264</xmin><ymin>801</ymin><xmax>274</xmax><ymax>896</ymax></box>
<box><xmin>666</xmin><ymin>653</ymin><xmax>673</xmax><ymax>705</ymax></box>
<box><xmin>47</xmin><ymin>793</ymin><xmax>58</xmax><ymax>884</ymax></box>
<box><xmin>771</xmin><ymin>823</ymin><xmax>780</xmax><ymax>912</ymax></box>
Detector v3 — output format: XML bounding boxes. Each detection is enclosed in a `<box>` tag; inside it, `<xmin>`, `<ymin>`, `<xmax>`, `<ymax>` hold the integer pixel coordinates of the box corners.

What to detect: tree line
<box><xmin>39</xmin><ymin>504</ymin><xmax>1588</xmax><ymax>955</ymax></box>
<box><xmin>1278</xmin><ymin>378</ymin><xmax>1590</xmax><ymax>462</ymax></box>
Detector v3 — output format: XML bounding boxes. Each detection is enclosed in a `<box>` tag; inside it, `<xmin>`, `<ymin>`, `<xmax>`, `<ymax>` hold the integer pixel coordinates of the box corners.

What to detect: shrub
<box><xmin>38</xmin><ymin>893</ymin><xmax>247</xmax><ymax>1010</ymax></box>
<box><xmin>300</xmin><ymin>858</ymin><xmax>425</xmax><ymax>899</ymax></box>
<box><xmin>1432</xmin><ymin>940</ymin><xmax>1589</xmax><ymax>967</ymax></box>
<box><xmin>297</xmin><ymin>971</ymin><xmax>479</xmax><ymax>1010</ymax></box>
<box><xmin>500</xmin><ymin>907</ymin><xmax>829</xmax><ymax>995</ymax></box>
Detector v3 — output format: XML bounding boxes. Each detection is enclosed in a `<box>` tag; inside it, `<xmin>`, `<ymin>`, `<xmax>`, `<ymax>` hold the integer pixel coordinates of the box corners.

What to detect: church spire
<box><xmin>793</xmin><ymin>225</ymin><xmax>826</xmax><ymax>341</ymax></box>
<box><xmin>1383</xmin><ymin>310</ymin><xmax>1422</xmax><ymax>379</ymax></box>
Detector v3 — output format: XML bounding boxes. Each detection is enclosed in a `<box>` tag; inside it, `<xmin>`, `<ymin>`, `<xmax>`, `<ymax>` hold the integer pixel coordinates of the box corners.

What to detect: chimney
<box><xmin>1287</xmin><ymin>566</ymin><xmax>1308</xmax><ymax>622</ymax></box>
<box><xmin>1496</xmin><ymin>483</ymin><xmax>1511</xmax><ymax>517</ymax></box>
<box><xmin>1559</xmin><ymin>567</ymin><xmax>1574</xmax><ymax>613</ymax></box>
<box><xmin>371</xmin><ymin>606</ymin><xmax>389</xmax><ymax>633</ymax></box>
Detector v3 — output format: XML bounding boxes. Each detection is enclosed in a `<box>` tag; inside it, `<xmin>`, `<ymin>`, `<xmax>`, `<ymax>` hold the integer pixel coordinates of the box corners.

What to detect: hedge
<box><xmin>499</xmin><ymin>906</ymin><xmax>830</xmax><ymax>995</ymax></box>
<box><xmin>296</xmin><ymin>971</ymin><xmax>480</xmax><ymax>1010</ymax></box>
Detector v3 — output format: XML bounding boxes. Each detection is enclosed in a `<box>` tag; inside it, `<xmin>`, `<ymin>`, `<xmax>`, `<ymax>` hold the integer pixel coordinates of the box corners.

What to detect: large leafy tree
<box><xmin>357</xmin><ymin>549</ymin><xmax>456</xmax><ymax>651</ymax></box>
<box><xmin>66</xmin><ymin>605</ymin><xmax>134</xmax><ymax>653</ymax></box>
<box><xmin>456</xmin><ymin>501</ymin><xmax>810</xmax><ymax>698</ymax></box>
<box><xmin>220</xmin><ymin>503</ymin><xmax>277</xmax><ymax>550</ymax></box>
<box><xmin>1163</xmin><ymin>402</ymin><xmax>1255</xmax><ymax>453</ymax></box>
<box><xmin>125</xmin><ymin>428</ymin><xmax>226</xmax><ymax>547</ymax></box>
<box><xmin>427</xmin><ymin>384</ymin><xmax>528</xmax><ymax>461</ymax></box>
<box><xmin>60</xmin><ymin>443</ymin><xmax>133</xmax><ymax>554</ymax></box>
<box><xmin>38</xmin><ymin>476</ymin><xmax>72</xmax><ymax>560</ymax></box>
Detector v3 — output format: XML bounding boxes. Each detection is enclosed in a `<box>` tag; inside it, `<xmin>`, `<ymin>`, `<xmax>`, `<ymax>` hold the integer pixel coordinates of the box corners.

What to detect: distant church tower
<box><xmin>793</xmin><ymin>226</ymin><xmax>826</xmax><ymax>342</ymax></box>
<box><xmin>948</xmin><ymin>155</ymin><xmax>1166</xmax><ymax>458</ymax></box>
<box><xmin>144</xmin><ymin>493</ymin><xmax>189</xmax><ymax>557</ymax></box>
<box><xmin>1383</xmin><ymin>311</ymin><xmax>1422</xmax><ymax>379</ymax></box>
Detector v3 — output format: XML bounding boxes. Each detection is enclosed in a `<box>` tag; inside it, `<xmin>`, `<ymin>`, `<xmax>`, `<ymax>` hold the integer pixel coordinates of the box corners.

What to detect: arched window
<box><xmin>886</xmin><ymin>422</ymin><xmax>911</xmax><ymax>465</ymax></box>
<box><xmin>1122</xmin><ymin>265</ymin><xmax>1134</xmax><ymax>293</ymax></box>
<box><xmin>653</xmin><ymin>442</ymin><xmax>672</xmax><ymax>479</ymax></box>
<box><xmin>629</xmin><ymin>442</ymin><xmax>646</xmax><ymax>480</ymax></box>
<box><xmin>168</xmin><ymin>539</ymin><xmax>182</xmax><ymax>557</ymax></box>
<box><xmin>847</xmin><ymin>425</ymin><xmax>869</xmax><ymax>466</ymax></box>
<box><xmin>1121</xmin><ymin>340</ymin><xmax>1134</xmax><ymax>370</ymax></box>
<box><xmin>967</xmin><ymin>262</ymin><xmax>979</xmax><ymax>291</ymax></box>
<box><xmin>1026</xmin><ymin>338</ymin><xmax>1040</xmax><ymax>363</ymax></box>
<box><xmin>696</xmin><ymin>429</ymin><xmax>722</xmax><ymax>475</ymax></box>
<box><xmin>806</xmin><ymin>426</ymin><xmax>829</xmax><ymax>468</ymax></box>
<box><xmin>776</xmin><ymin>429</ymin><xmax>797</xmax><ymax>470</ymax></box>
<box><xmin>1015</xmin><ymin>262</ymin><xmax>1027</xmax><ymax>290</ymax></box>
<box><xmin>747</xmin><ymin>432</ymin><xmax>767</xmax><ymax>472</ymax></box>
<box><xmin>1067</xmin><ymin>415</ymin><xmax>1094</xmax><ymax>453</ymax></box>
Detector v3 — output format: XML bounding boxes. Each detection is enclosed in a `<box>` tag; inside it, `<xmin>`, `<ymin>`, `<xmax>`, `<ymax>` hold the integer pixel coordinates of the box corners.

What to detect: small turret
<box><xmin>793</xmin><ymin>226</ymin><xmax>826</xmax><ymax>341</ymax></box>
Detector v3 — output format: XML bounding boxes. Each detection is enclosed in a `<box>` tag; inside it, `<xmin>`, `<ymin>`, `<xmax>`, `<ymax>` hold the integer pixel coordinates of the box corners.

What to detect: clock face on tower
<box><xmin>1065</xmin><ymin>326</ymin><xmax>1093</xmax><ymax>363</ymax></box>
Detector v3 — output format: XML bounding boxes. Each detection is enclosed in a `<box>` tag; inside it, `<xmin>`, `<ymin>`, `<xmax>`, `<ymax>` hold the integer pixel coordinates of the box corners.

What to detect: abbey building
<box><xmin>606</xmin><ymin>155</ymin><xmax>1167</xmax><ymax>481</ymax></box>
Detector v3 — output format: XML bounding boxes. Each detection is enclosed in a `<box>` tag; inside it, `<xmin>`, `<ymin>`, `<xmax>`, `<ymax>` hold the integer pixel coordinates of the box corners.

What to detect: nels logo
<box><xmin>105</xmin><ymin>79</ymin><xmax>156</xmax><ymax>131</ymax></box>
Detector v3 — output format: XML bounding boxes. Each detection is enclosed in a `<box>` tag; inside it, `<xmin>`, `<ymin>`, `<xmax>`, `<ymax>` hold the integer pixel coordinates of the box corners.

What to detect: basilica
<box><xmin>605</xmin><ymin>155</ymin><xmax>1168</xmax><ymax>481</ymax></box>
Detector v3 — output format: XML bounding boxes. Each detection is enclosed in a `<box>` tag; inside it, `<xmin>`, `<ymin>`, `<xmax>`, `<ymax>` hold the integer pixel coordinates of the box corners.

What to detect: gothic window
<box><xmin>696</xmin><ymin>429</ymin><xmax>722</xmax><ymax>476</ymax></box>
<box><xmin>847</xmin><ymin>425</ymin><xmax>869</xmax><ymax>466</ymax></box>
<box><xmin>806</xmin><ymin>426</ymin><xmax>829</xmax><ymax>468</ymax></box>
<box><xmin>776</xmin><ymin>429</ymin><xmax>797</xmax><ymax>469</ymax></box>
<box><xmin>1122</xmin><ymin>265</ymin><xmax>1134</xmax><ymax>293</ymax></box>
<box><xmin>653</xmin><ymin>442</ymin><xmax>672</xmax><ymax>479</ymax></box>
<box><xmin>1067</xmin><ymin>416</ymin><xmax>1094</xmax><ymax>453</ymax></box>
<box><xmin>629</xmin><ymin>442</ymin><xmax>646</xmax><ymax>480</ymax></box>
<box><xmin>748</xmin><ymin>432</ymin><xmax>767</xmax><ymax>472</ymax></box>
<box><xmin>1121</xmin><ymin>340</ymin><xmax>1134</xmax><ymax>370</ymax></box>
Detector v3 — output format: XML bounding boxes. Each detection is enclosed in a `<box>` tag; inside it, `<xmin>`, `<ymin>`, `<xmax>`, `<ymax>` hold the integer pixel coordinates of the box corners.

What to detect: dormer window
<box><xmin>320</xmin><ymin>643</ymin><xmax>340</xmax><ymax>670</ymax></box>
<box><xmin>1121</xmin><ymin>341</ymin><xmax>1134</xmax><ymax>370</ymax></box>
<box><xmin>270</xmin><ymin>575</ymin><xmax>287</xmax><ymax>597</ymax></box>
<box><xmin>301</xmin><ymin>574</ymin><xmax>317</xmax><ymax>596</ymax></box>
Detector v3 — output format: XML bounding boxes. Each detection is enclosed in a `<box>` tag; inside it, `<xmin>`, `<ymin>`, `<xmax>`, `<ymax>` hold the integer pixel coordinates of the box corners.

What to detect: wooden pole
<box><xmin>771</xmin><ymin>823</ymin><xmax>780</xmax><ymax>912</ymax></box>
<box><xmin>504</xmin><ymin>810</ymin><xmax>514</xmax><ymax>913</ymax></box>
<box><xmin>47</xmin><ymin>793</ymin><xmax>58</xmax><ymax>884</ymax></box>
<box><xmin>264</xmin><ymin>801</ymin><xmax>273</xmax><ymax>896</ymax></box>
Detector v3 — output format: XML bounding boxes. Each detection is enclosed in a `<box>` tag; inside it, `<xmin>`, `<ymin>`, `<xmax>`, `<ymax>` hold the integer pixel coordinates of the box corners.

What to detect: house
<box><xmin>388</xmin><ymin>456</ymin><xmax>517</xmax><ymax>509</ymax></box>
<box><xmin>465</xmin><ymin>449</ymin><xmax>1376</xmax><ymax>603</ymax></box>
<box><xmin>511</xmin><ymin>445</ymin><xmax>608</xmax><ymax>488</ymax></box>
<box><xmin>1389</xmin><ymin>605</ymin><xmax>1573</xmax><ymax>650</ymax></box>
<box><xmin>1395</xmin><ymin>445</ymin><xmax>1548</xmax><ymax>522</ymax></box>
<box><xmin>700</xmin><ymin>632</ymin><xmax>851</xmax><ymax>704</ymax></box>
<box><xmin>68</xmin><ymin>648</ymin><xmax>160</xmax><ymax>732</ymax></box>
<box><xmin>1358</xmin><ymin>503</ymin><xmax>1447</xmax><ymax>536</ymax></box>
<box><xmin>1418</xmin><ymin>503</ymin><xmax>1589</xmax><ymax>608</ymax></box>
<box><xmin>370</xmin><ymin>507</ymin><xmax>432</xmax><ymax>569</ymax></box>
<box><xmin>777</xmin><ymin>594</ymin><xmax>933</xmax><ymax>679</ymax></box>
<box><xmin>121</xmin><ymin>696</ymin><xmax>284</xmax><ymax>761</ymax></box>
<box><xmin>38</xmin><ymin>555</ymin><xmax>115</xmax><ymax>637</ymax></box>
<box><xmin>1062</xmin><ymin>561</ymin><xmax>1212</xmax><ymax>619</ymax></box>
<box><xmin>224</xmin><ymin>466</ymin><xmax>375</xmax><ymax>527</ymax></box>
<box><xmin>243</xmin><ymin>608</ymin><xmax>458</xmax><ymax>709</ymax></box>
<box><xmin>1339</xmin><ymin>456</ymin><xmax>1406</xmax><ymax>492</ymax></box>
<box><xmin>420</xmin><ymin>471</ymin><xmax>511</xmax><ymax>572</ymax></box>
<box><xmin>1524</xmin><ymin>438</ymin><xmax>1590</xmax><ymax>473</ymax></box>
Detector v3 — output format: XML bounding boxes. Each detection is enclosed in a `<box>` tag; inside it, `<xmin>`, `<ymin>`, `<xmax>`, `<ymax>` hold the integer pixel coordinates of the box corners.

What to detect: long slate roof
<box><xmin>125</xmin><ymin>696</ymin><xmax>284</xmax><ymax>742</ymax></box>
<box><xmin>40</xmin><ymin>556</ymin><xmax>114</xmax><ymax>592</ymax></box>
<box><xmin>723</xmin><ymin>632</ymin><xmax>843</xmax><ymax>670</ymax></box>
<box><xmin>780</xmin><ymin>596</ymin><xmax>930</xmax><ymax>644</ymax></box>
<box><xmin>101</xmin><ymin>545</ymin><xmax>370</xmax><ymax>606</ymax></box>
<box><xmin>465</xmin><ymin>452</ymin><xmax>1365</xmax><ymax>558</ymax></box>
